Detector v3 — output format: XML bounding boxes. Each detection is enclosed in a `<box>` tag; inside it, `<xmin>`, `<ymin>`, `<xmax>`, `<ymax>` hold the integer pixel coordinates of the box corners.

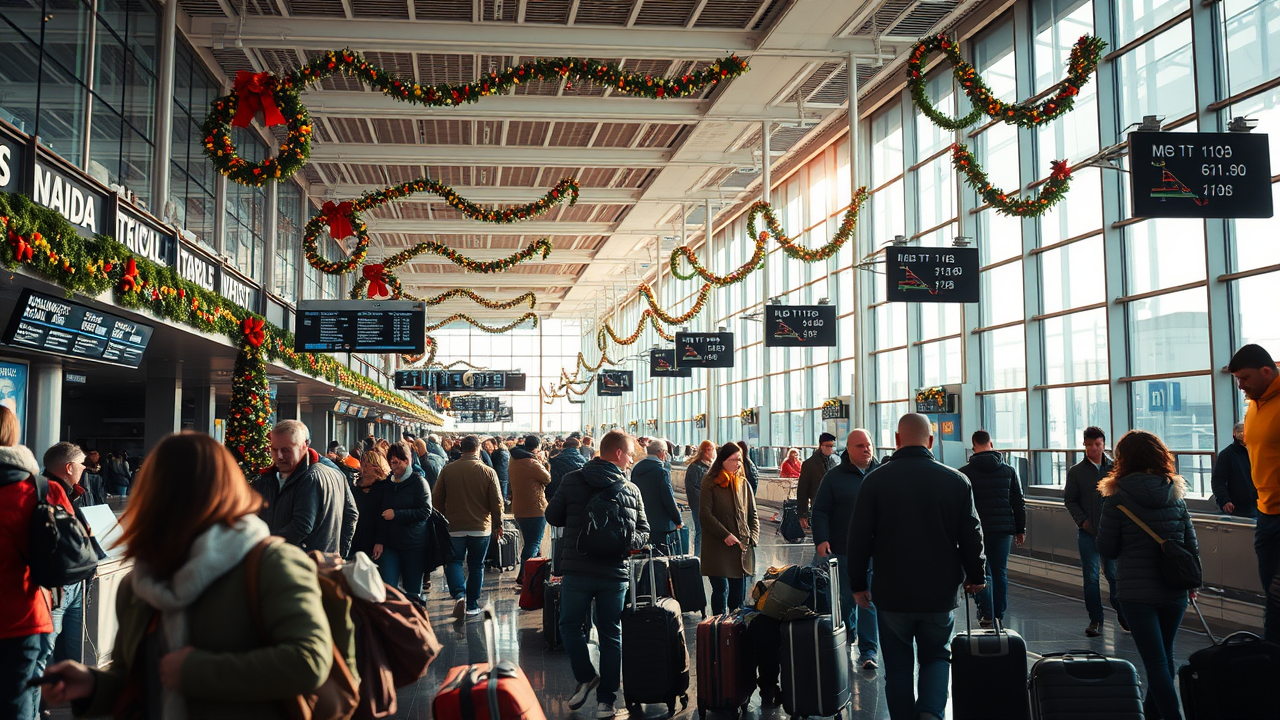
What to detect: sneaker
<box><xmin>979</xmin><ymin>618</ymin><xmax>993</xmax><ymax>629</ymax></box>
<box><xmin>596</xmin><ymin>702</ymin><xmax>615</xmax><ymax>719</ymax></box>
<box><xmin>1118</xmin><ymin>616</ymin><xmax>1132</xmax><ymax>634</ymax></box>
<box><xmin>465</xmin><ymin>607</ymin><xmax>484</xmax><ymax>618</ymax></box>
<box><xmin>862</xmin><ymin>656</ymin><xmax>879</xmax><ymax>670</ymax></box>
<box><xmin>568</xmin><ymin>677</ymin><xmax>600</xmax><ymax>710</ymax></box>
<box><xmin>452</xmin><ymin>597</ymin><xmax>466</xmax><ymax>621</ymax></box>
<box><xmin>1085</xmin><ymin>620</ymin><xmax>1102</xmax><ymax>637</ymax></box>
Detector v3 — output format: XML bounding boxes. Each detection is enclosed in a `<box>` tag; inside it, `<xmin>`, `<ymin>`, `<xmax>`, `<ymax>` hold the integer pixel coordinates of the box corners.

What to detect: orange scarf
<box><xmin>713</xmin><ymin>468</ymin><xmax>741</xmax><ymax>490</ymax></box>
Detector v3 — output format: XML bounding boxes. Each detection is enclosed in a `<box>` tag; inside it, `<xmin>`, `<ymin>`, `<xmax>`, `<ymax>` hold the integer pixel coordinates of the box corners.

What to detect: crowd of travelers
<box><xmin>0</xmin><ymin>342</ymin><xmax>1275</xmax><ymax>720</ymax></box>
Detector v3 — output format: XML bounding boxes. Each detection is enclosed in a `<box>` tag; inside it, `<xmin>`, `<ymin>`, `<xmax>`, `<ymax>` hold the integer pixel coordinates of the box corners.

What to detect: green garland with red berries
<box><xmin>670</xmin><ymin>231</ymin><xmax>766</xmax><ymax>285</ymax></box>
<box><xmin>638</xmin><ymin>281</ymin><xmax>711</xmax><ymax>325</ymax></box>
<box><xmin>227</xmin><ymin>323</ymin><xmax>272</xmax><ymax>477</ymax></box>
<box><xmin>744</xmin><ymin>187</ymin><xmax>870</xmax><ymax>263</ymax></box>
<box><xmin>599</xmin><ymin>310</ymin><xmax>676</xmax><ymax>351</ymax></box>
<box><xmin>424</xmin><ymin>312</ymin><xmax>538</xmax><ymax>334</ymax></box>
<box><xmin>204</xmin><ymin>50</ymin><xmax>749</xmax><ymax>187</ymax></box>
<box><xmin>908</xmin><ymin>34</ymin><xmax>1106</xmax><ymax>131</ymax></box>
<box><xmin>952</xmin><ymin>143</ymin><xmax>1073</xmax><ymax>217</ymax></box>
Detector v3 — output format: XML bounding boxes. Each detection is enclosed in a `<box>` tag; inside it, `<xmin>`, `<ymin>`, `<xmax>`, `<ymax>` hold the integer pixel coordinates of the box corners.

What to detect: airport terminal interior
<box><xmin>2</xmin><ymin>0</ymin><xmax>1278</xmax><ymax>718</ymax></box>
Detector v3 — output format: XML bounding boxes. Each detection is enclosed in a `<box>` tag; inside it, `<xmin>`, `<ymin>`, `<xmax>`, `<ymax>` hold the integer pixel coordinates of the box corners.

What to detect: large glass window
<box><xmin>275</xmin><ymin>183</ymin><xmax>303</xmax><ymax>300</ymax></box>
<box><xmin>1115</xmin><ymin>20</ymin><xmax>1196</xmax><ymax>129</ymax></box>
<box><xmin>1126</xmin><ymin>288</ymin><xmax>1210</xmax><ymax>377</ymax></box>
<box><xmin>1223</xmin><ymin>0</ymin><xmax>1280</xmax><ymax>93</ymax></box>
<box><xmin>1043</xmin><ymin>308</ymin><xmax>1109</xmax><ymax>384</ymax></box>
<box><xmin>1040</xmin><ymin>235</ymin><xmax>1106</xmax><ymax>314</ymax></box>
<box><xmin>169</xmin><ymin>39</ymin><xmax>219</xmax><ymax>247</ymax></box>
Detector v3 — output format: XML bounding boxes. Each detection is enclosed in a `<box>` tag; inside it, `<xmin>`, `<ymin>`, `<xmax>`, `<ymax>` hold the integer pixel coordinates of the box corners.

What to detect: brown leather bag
<box><xmin>349</xmin><ymin>584</ymin><xmax>442</xmax><ymax>719</ymax></box>
<box><xmin>245</xmin><ymin>538</ymin><xmax>359</xmax><ymax>720</ymax></box>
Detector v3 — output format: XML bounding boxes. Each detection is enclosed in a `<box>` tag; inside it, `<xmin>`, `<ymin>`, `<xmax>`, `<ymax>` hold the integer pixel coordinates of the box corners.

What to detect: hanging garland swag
<box><xmin>907</xmin><ymin>34</ymin><xmax>1107</xmax><ymax>131</ymax></box>
<box><xmin>424</xmin><ymin>312</ymin><xmax>539</xmax><ymax>334</ymax></box>
<box><xmin>745</xmin><ymin>188</ymin><xmax>870</xmax><ymax>263</ymax></box>
<box><xmin>204</xmin><ymin>51</ymin><xmax>749</xmax><ymax>187</ymax></box>
<box><xmin>951</xmin><ymin>143</ymin><xmax>1073</xmax><ymax>217</ymax></box>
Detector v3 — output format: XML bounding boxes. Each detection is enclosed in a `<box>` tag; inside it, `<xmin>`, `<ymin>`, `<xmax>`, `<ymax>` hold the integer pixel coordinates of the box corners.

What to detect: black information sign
<box><xmin>675</xmin><ymin>332</ymin><xmax>735</xmax><ymax>368</ymax></box>
<box><xmin>1128</xmin><ymin>131</ymin><xmax>1273</xmax><ymax>219</ymax></box>
<box><xmin>2</xmin><ymin>289</ymin><xmax>153</xmax><ymax>368</ymax></box>
<box><xmin>596</xmin><ymin>370</ymin><xmax>634</xmax><ymax>394</ymax></box>
<box><xmin>295</xmin><ymin>300</ymin><xmax>426</xmax><ymax>353</ymax></box>
<box><xmin>395</xmin><ymin>369</ymin><xmax>526</xmax><ymax>392</ymax></box>
<box><xmin>33</xmin><ymin>151</ymin><xmax>107</xmax><ymax>240</ymax></box>
<box><xmin>764</xmin><ymin>305</ymin><xmax>837</xmax><ymax>347</ymax></box>
<box><xmin>450</xmin><ymin>396</ymin><xmax>501</xmax><ymax>412</ymax></box>
<box><xmin>649</xmin><ymin>349</ymin><xmax>692</xmax><ymax>378</ymax></box>
<box><xmin>885</xmin><ymin>246</ymin><xmax>979</xmax><ymax>304</ymax></box>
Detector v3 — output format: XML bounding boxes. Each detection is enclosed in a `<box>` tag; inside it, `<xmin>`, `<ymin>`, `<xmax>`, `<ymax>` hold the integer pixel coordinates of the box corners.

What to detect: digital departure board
<box><xmin>764</xmin><ymin>305</ymin><xmax>837</xmax><ymax>347</ymax></box>
<box><xmin>675</xmin><ymin>332</ymin><xmax>735</xmax><ymax>368</ymax></box>
<box><xmin>450</xmin><ymin>395</ymin><xmax>501</xmax><ymax>412</ymax></box>
<box><xmin>649</xmin><ymin>349</ymin><xmax>692</xmax><ymax>378</ymax></box>
<box><xmin>596</xmin><ymin>370</ymin><xmax>634</xmax><ymax>394</ymax></box>
<box><xmin>1128</xmin><ymin>131</ymin><xmax>1273</xmax><ymax>219</ymax></box>
<box><xmin>885</xmin><ymin>246</ymin><xmax>980</xmax><ymax>304</ymax></box>
<box><xmin>395</xmin><ymin>369</ymin><xmax>527</xmax><ymax>392</ymax></box>
<box><xmin>3</xmin><ymin>289</ymin><xmax>153</xmax><ymax>368</ymax></box>
<box><xmin>294</xmin><ymin>300</ymin><xmax>426</xmax><ymax>353</ymax></box>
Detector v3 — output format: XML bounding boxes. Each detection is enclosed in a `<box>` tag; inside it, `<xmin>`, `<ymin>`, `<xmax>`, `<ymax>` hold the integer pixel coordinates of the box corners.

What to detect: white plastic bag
<box><xmin>342</xmin><ymin>551</ymin><xmax>386</xmax><ymax>603</ymax></box>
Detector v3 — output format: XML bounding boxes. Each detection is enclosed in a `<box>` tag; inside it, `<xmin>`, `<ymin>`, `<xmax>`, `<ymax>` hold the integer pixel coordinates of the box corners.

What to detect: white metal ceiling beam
<box><xmin>364</xmin><ymin>220</ymin><xmax>615</xmax><ymax>234</ymax></box>
<box><xmin>307</xmin><ymin>143</ymin><xmax>754</xmax><ymax>168</ymax></box>
<box><xmin>311</xmin><ymin>185</ymin><xmax>743</xmax><ymax>204</ymax></box>
<box><xmin>394</xmin><ymin>274</ymin><xmax>586</xmax><ymax>287</ymax></box>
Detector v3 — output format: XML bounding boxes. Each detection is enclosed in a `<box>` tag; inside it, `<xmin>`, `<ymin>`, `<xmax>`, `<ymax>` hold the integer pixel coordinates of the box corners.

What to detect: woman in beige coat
<box><xmin>699</xmin><ymin>442</ymin><xmax>759</xmax><ymax>614</ymax></box>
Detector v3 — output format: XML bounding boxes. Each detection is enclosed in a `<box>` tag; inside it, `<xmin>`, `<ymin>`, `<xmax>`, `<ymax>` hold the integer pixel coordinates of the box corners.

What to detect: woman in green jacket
<box><xmin>39</xmin><ymin>432</ymin><xmax>335</xmax><ymax>719</ymax></box>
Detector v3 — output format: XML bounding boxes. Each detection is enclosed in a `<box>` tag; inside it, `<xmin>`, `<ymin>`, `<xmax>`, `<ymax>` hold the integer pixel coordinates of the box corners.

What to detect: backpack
<box><xmin>28</xmin><ymin>474</ymin><xmax>98</xmax><ymax>587</ymax></box>
<box><xmin>750</xmin><ymin>564</ymin><xmax>831</xmax><ymax>621</ymax></box>
<box><xmin>779</xmin><ymin>499</ymin><xmax>806</xmax><ymax>544</ymax></box>
<box><xmin>578</xmin><ymin>481</ymin><xmax>634</xmax><ymax>559</ymax></box>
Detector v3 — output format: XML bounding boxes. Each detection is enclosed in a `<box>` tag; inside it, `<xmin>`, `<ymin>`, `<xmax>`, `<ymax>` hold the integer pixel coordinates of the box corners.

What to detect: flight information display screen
<box><xmin>1128</xmin><ymin>131</ymin><xmax>1272</xmax><ymax>219</ymax></box>
<box><xmin>294</xmin><ymin>300</ymin><xmax>426</xmax><ymax>353</ymax></box>
<box><xmin>395</xmin><ymin>369</ymin><xmax>527</xmax><ymax>392</ymax></box>
<box><xmin>764</xmin><ymin>305</ymin><xmax>837</xmax><ymax>347</ymax></box>
<box><xmin>649</xmin><ymin>349</ymin><xmax>692</xmax><ymax>378</ymax></box>
<box><xmin>674</xmin><ymin>332</ymin><xmax>735</xmax><ymax>368</ymax></box>
<box><xmin>596</xmin><ymin>370</ymin><xmax>634</xmax><ymax>394</ymax></box>
<box><xmin>3</xmin><ymin>289</ymin><xmax>153</xmax><ymax>368</ymax></box>
<box><xmin>885</xmin><ymin>247</ymin><xmax>980</xmax><ymax>304</ymax></box>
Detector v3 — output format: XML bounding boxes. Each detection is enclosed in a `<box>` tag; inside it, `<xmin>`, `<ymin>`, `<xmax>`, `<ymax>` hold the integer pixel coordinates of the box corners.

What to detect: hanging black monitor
<box><xmin>1127</xmin><ymin>131</ymin><xmax>1272</xmax><ymax>219</ymax></box>
<box><xmin>885</xmin><ymin>246</ymin><xmax>979</xmax><ymax>304</ymax></box>
<box><xmin>649</xmin><ymin>348</ymin><xmax>692</xmax><ymax>378</ymax></box>
<box><xmin>674</xmin><ymin>332</ymin><xmax>735</xmax><ymax>368</ymax></box>
<box><xmin>764</xmin><ymin>305</ymin><xmax>837</xmax><ymax>347</ymax></box>
<box><xmin>597</xmin><ymin>370</ymin><xmax>634</xmax><ymax>393</ymax></box>
<box><xmin>2</xmin><ymin>289</ymin><xmax>153</xmax><ymax>368</ymax></box>
<box><xmin>295</xmin><ymin>300</ymin><xmax>426</xmax><ymax>353</ymax></box>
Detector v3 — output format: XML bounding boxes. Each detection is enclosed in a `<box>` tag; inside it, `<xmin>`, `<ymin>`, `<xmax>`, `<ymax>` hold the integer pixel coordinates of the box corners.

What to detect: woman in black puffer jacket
<box><xmin>375</xmin><ymin>441</ymin><xmax>432</xmax><ymax>602</ymax></box>
<box><xmin>1097</xmin><ymin>430</ymin><xmax>1198</xmax><ymax>720</ymax></box>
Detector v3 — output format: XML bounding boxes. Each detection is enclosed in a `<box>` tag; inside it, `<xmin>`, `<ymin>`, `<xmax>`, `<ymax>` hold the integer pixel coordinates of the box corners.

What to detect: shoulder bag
<box><xmin>1116</xmin><ymin>504</ymin><xmax>1202</xmax><ymax>590</ymax></box>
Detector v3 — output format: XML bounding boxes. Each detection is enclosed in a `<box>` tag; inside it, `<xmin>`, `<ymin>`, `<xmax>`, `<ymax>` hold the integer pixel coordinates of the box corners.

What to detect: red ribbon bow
<box><xmin>11</xmin><ymin>237</ymin><xmax>33</xmax><ymax>262</ymax></box>
<box><xmin>242</xmin><ymin>317</ymin><xmax>266</xmax><ymax>348</ymax></box>
<box><xmin>363</xmin><ymin>264</ymin><xmax>391</xmax><ymax>299</ymax></box>
<box><xmin>120</xmin><ymin>258</ymin><xmax>140</xmax><ymax>293</ymax></box>
<box><xmin>1049</xmin><ymin>159</ymin><xmax>1071</xmax><ymax>181</ymax></box>
<box><xmin>322</xmin><ymin>201</ymin><xmax>355</xmax><ymax>241</ymax></box>
<box><xmin>232</xmin><ymin>71</ymin><xmax>287</xmax><ymax>128</ymax></box>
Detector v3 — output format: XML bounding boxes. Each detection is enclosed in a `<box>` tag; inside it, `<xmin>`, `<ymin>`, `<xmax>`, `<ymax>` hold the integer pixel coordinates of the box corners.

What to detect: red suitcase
<box><xmin>519</xmin><ymin>557</ymin><xmax>551</xmax><ymax>610</ymax></box>
<box><xmin>696</xmin><ymin>612</ymin><xmax>756</xmax><ymax>719</ymax></box>
<box><xmin>433</xmin><ymin>606</ymin><xmax>546</xmax><ymax>720</ymax></box>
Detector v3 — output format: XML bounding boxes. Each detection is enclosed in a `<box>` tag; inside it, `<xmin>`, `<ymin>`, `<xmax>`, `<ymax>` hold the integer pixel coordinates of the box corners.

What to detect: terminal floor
<box><xmin>390</xmin><ymin>534</ymin><xmax>1202</xmax><ymax>720</ymax></box>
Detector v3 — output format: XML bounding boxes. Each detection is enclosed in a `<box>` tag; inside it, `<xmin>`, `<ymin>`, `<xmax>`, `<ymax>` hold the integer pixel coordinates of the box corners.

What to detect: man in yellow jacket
<box><xmin>1229</xmin><ymin>344</ymin><xmax>1280</xmax><ymax>643</ymax></box>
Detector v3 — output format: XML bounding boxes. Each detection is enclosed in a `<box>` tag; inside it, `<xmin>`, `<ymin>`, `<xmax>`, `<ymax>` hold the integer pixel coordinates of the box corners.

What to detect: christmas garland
<box><xmin>952</xmin><ymin>143</ymin><xmax>1073</xmax><ymax>217</ymax></box>
<box><xmin>417</xmin><ymin>288</ymin><xmax>537</xmax><ymax>310</ymax></box>
<box><xmin>204</xmin><ymin>50</ymin><xmax>749</xmax><ymax>186</ymax></box>
<box><xmin>638</xmin><ymin>282</ymin><xmax>711</xmax><ymax>325</ymax></box>
<box><xmin>744</xmin><ymin>186</ymin><xmax>870</xmax><ymax>263</ymax></box>
<box><xmin>424</xmin><ymin>312</ymin><xmax>538</xmax><ymax>333</ymax></box>
<box><xmin>670</xmin><ymin>230</ymin><xmax>765</xmax><ymax>285</ymax></box>
<box><xmin>908</xmin><ymin>34</ymin><xmax>1106</xmax><ymax>130</ymax></box>
<box><xmin>599</xmin><ymin>310</ymin><xmax>676</xmax><ymax>350</ymax></box>
<box><xmin>227</xmin><ymin>323</ymin><xmax>272</xmax><ymax>476</ymax></box>
<box><xmin>398</xmin><ymin>335</ymin><xmax>438</xmax><ymax>367</ymax></box>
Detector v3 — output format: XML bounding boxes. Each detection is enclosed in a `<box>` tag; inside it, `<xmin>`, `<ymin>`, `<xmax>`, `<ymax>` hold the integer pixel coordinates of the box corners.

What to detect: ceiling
<box><xmin>180</xmin><ymin>0</ymin><xmax>980</xmax><ymax>322</ymax></box>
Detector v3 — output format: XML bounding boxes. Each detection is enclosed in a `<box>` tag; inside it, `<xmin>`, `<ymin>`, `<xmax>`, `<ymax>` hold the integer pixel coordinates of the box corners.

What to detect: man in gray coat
<box><xmin>253</xmin><ymin>420</ymin><xmax>358</xmax><ymax>557</ymax></box>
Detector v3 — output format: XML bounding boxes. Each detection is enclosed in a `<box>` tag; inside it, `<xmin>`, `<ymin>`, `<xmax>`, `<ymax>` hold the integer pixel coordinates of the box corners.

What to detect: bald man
<box><xmin>811</xmin><ymin>428</ymin><xmax>881</xmax><ymax>670</ymax></box>
<box><xmin>846</xmin><ymin>413</ymin><xmax>986</xmax><ymax>720</ymax></box>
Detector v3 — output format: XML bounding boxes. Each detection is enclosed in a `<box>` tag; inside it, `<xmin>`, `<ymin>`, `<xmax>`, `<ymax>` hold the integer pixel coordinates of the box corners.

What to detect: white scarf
<box><xmin>130</xmin><ymin>514</ymin><xmax>271</xmax><ymax>720</ymax></box>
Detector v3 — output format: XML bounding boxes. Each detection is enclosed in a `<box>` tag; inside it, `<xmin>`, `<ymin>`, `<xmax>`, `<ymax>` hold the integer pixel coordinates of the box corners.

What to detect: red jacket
<box><xmin>0</xmin><ymin>445</ymin><xmax>75</xmax><ymax>639</ymax></box>
<box><xmin>780</xmin><ymin>457</ymin><xmax>803</xmax><ymax>479</ymax></box>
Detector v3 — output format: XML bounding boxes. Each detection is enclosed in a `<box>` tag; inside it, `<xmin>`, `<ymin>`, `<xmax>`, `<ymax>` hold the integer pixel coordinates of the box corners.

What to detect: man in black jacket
<box><xmin>548</xmin><ymin>437</ymin><xmax>587</xmax><ymax>500</ymax></box>
<box><xmin>812</xmin><ymin>429</ymin><xmax>880</xmax><ymax>670</ymax></box>
<box><xmin>1212</xmin><ymin>422</ymin><xmax>1256</xmax><ymax>518</ymax></box>
<box><xmin>1063</xmin><ymin>425</ymin><xmax>1126</xmax><ymax>637</ymax></box>
<box><xmin>484</xmin><ymin>437</ymin><xmax>511</xmax><ymax>501</ymax></box>
<box><xmin>545</xmin><ymin>430</ymin><xmax>649</xmax><ymax>720</ymax></box>
<box><xmin>796</xmin><ymin>432</ymin><xmax>839</xmax><ymax>528</ymax></box>
<box><xmin>959</xmin><ymin>430</ymin><xmax>1026</xmax><ymax>627</ymax></box>
<box><xmin>631</xmin><ymin>438</ymin><xmax>681</xmax><ymax>554</ymax></box>
<box><xmin>848</xmin><ymin>414</ymin><xmax>985</xmax><ymax>720</ymax></box>
<box><xmin>252</xmin><ymin>420</ymin><xmax>358</xmax><ymax>557</ymax></box>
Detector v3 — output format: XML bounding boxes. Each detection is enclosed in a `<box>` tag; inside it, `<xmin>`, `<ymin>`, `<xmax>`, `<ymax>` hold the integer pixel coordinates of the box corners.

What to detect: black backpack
<box><xmin>28</xmin><ymin>474</ymin><xmax>99</xmax><ymax>587</ymax></box>
<box><xmin>578</xmin><ymin>481</ymin><xmax>634</xmax><ymax>559</ymax></box>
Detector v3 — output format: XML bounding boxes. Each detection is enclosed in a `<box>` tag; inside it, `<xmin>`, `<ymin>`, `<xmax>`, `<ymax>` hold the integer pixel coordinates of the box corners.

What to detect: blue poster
<box><xmin>0</xmin><ymin>359</ymin><xmax>29</xmax><ymax>444</ymax></box>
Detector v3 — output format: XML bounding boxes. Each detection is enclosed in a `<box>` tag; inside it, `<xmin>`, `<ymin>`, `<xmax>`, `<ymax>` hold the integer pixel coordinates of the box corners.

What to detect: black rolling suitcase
<box><xmin>485</xmin><ymin>525</ymin><xmax>519</xmax><ymax>572</ymax></box>
<box><xmin>632</xmin><ymin>553</ymin><xmax>672</xmax><ymax>601</ymax></box>
<box><xmin>1029</xmin><ymin>651</ymin><xmax>1143</xmax><ymax>720</ymax></box>
<box><xmin>1179</xmin><ymin>597</ymin><xmax>1280</xmax><ymax>719</ymax></box>
<box><xmin>543</xmin><ymin>577</ymin><xmax>566</xmax><ymax>650</ymax></box>
<box><xmin>669</xmin><ymin>555</ymin><xmax>707</xmax><ymax>617</ymax></box>
<box><xmin>780</xmin><ymin>557</ymin><xmax>850</xmax><ymax>719</ymax></box>
<box><xmin>621</xmin><ymin>552</ymin><xmax>691</xmax><ymax>716</ymax></box>
<box><xmin>950</xmin><ymin>595</ymin><xmax>1030</xmax><ymax>720</ymax></box>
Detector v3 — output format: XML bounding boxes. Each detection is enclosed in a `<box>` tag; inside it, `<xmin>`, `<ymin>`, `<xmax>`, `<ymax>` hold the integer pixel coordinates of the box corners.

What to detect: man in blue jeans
<box><xmin>545</xmin><ymin>430</ymin><xmax>649</xmax><ymax>720</ymax></box>
<box><xmin>433</xmin><ymin>435</ymin><xmax>504</xmax><ymax>621</ymax></box>
<box><xmin>959</xmin><ymin>430</ymin><xmax>1026</xmax><ymax>627</ymax></box>
<box><xmin>811</xmin><ymin>428</ymin><xmax>880</xmax><ymax>670</ymax></box>
<box><xmin>848</xmin><ymin>414</ymin><xmax>986</xmax><ymax>720</ymax></box>
<box><xmin>1064</xmin><ymin>426</ymin><xmax>1128</xmax><ymax>637</ymax></box>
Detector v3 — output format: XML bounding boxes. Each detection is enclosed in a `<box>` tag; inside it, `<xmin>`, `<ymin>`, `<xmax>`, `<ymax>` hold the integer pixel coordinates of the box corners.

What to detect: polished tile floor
<box><xmin>394</xmin><ymin>529</ymin><xmax>1208</xmax><ymax>720</ymax></box>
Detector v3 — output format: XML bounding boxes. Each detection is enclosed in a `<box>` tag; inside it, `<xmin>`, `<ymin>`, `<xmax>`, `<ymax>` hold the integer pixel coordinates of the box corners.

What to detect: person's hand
<box><xmin>1081</xmin><ymin>519</ymin><xmax>1092</xmax><ymax>534</ymax></box>
<box><xmin>39</xmin><ymin>661</ymin><xmax>94</xmax><ymax>706</ymax></box>
<box><xmin>1189</xmin><ymin>590</ymin><xmax>1197</xmax><ymax>602</ymax></box>
<box><xmin>676</xmin><ymin>523</ymin><xmax>683</xmax><ymax>530</ymax></box>
<box><xmin>852</xmin><ymin>590</ymin><xmax>872</xmax><ymax>609</ymax></box>
<box><xmin>799</xmin><ymin>518</ymin><xmax>810</xmax><ymax>530</ymax></box>
<box><xmin>965</xmin><ymin>583</ymin><xmax>986</xmax><ymax>596</ymax></box>
<box><xmin>1015</xmin><ymin>533</ymin><xmax>1026</xmax><ymax>547</ymax></box>
<box><xmin>1223</xmin><ymin>502</ymin><xmax>1235</xmax><ymax>514</ymax></box>
<box><xmin>382</xmin><ymin>509</ymin><xmax>395</xmax><ymax>520</ymax></box>
<box><xmin>724</xmin><ymin>534</ymin><xmax>740</xmax><ymax>547</ymax></box>
<box><xmin>159</xmin><ymin>646</ymin><xmax>193</xmax><ymax>690</ymax></box>
<box><xmin>372</xmin><ymin>543</ymin><xmax>384</xmax><ymax>560</ymax></box>
<box><xmin>816</xmin><ymin>541</ymin><xmax>832</xmax><ymax>557</ymax></box>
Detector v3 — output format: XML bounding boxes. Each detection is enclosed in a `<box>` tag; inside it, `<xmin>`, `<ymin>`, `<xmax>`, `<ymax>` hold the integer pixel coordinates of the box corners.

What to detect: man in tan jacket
<box><xmin>509</xmin><ymin>435</ymin><xmax>552</xmax><ymax>586</ymax></box>
<box><xmin>434</xmin><ymin>435</ymin><xmax>503</xmax><ymax>620</ymax></box>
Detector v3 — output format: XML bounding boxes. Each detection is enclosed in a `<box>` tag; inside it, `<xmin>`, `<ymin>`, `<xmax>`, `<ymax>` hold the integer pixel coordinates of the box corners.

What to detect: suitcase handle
<box><xmin>962</xmin><ymin>591</ymin><xmax>1011</xmax><ymax>656</ymax></box>
<box><xmin>628</xmin><ymin>545</ymin><xmax>661</xmax><ymax>608</ymax></box>
<box><xmin>1188</xmin><ymin>596</ymin><xmax>1219</xmax><ymax>645</ymax></box>
<box><xmin>827</xmin><ymin>556</ymin><xmax>844</xmax><ymax>633</ymax></box>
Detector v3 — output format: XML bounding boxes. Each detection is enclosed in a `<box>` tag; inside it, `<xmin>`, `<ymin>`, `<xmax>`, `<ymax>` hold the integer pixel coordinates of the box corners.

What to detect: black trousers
<box><xmin>748</xmin><ymin>614</ymin><xmax>782</xmax><ymax>692</ymax></box>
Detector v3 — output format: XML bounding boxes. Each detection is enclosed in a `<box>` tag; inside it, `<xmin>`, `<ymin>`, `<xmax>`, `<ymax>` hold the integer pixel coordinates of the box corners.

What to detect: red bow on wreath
<box><xmin>321</xmin><ymin>201</ymin><xmax>355</xmax><ymax>241</ymax></box>
<box><xmin>242</xmin><ymin>317</ymin><xmax>266</xmax><ymax>348</ymax></box>
<box><xmin>1049</xmin><ymin>159</ymin><xmax>1072</xmax><ymax>181</ymax></box>
<box><xmin>232</xmin><ymin>71</ymin><xmax>286</xmax><ymax>128</ymax></box>
<box><xmin>120</xmin><ymin>258</ymin><xmax>141</xmax><ymax>293</ymax></box>
<box><xmin>363</xmin><ymin>264</ymin><xmax>392</xmax><ymax>299</ymax></box>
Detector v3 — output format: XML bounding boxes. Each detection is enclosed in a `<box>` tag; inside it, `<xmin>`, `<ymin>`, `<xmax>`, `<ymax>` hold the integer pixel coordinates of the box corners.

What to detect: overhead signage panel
<box><xmin>115</xmin><ymin>200</ymin><xmax>177</xmax><ymax>267</ymax></box>
<box><xmin>450</xmin><ymin>395</ymin><xmax>501</xmax><ymax>412</ymax></box>
<box><xmin>295</xmin><ymin>300</ymin><xmax>426</xmax><ymax>353</ymax></box>
<box><xmin>2</xmin><ymin>288</ymin><xmax>153</xmax><ymax>368</ymax></box>
<box><xmin>596</xmin><ymin>370</ymin><xmax>634</xmax><ymax>394</ymax></box>
<box><xmin>649</xmin><ymin>348</ymin><xmax>692</xmax><ymax>378</ymax></box>
<box><xmin>220</xmin><ymin>271</ymin><xmax>260</xmax><ymax>312</ymax></box>
<box><xmin>394</xmin><ymin>369</ymin><xmax>526</xmax><ymax>392</ymax></box>
<box><xmin>1127</xmin><ymin>131</ymin><xmax>1272</xmax><ymax>219</ymax></box>
<box><xmin>885</xmin><ymin>246</ymin><xmax>980</xmax><ymax>304</ymax></box>
<box><xmin>674</xmin><ymin>332</ymin><xmax>735</xmax><ymax>368</ymax></box>
<box><xmin>177</xmin><ymin>244</ymin><xmax>219</xmax><ymax>292</ymax></box>
<box><xmin>32</xmin><ymin>149</ymin><xmax>107</xmax><ymax>239</ymax></box>
<box><xmin>764</xmin><ymin>305</ymin><xmax>837</xmax><ymax>347</ymax></box>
